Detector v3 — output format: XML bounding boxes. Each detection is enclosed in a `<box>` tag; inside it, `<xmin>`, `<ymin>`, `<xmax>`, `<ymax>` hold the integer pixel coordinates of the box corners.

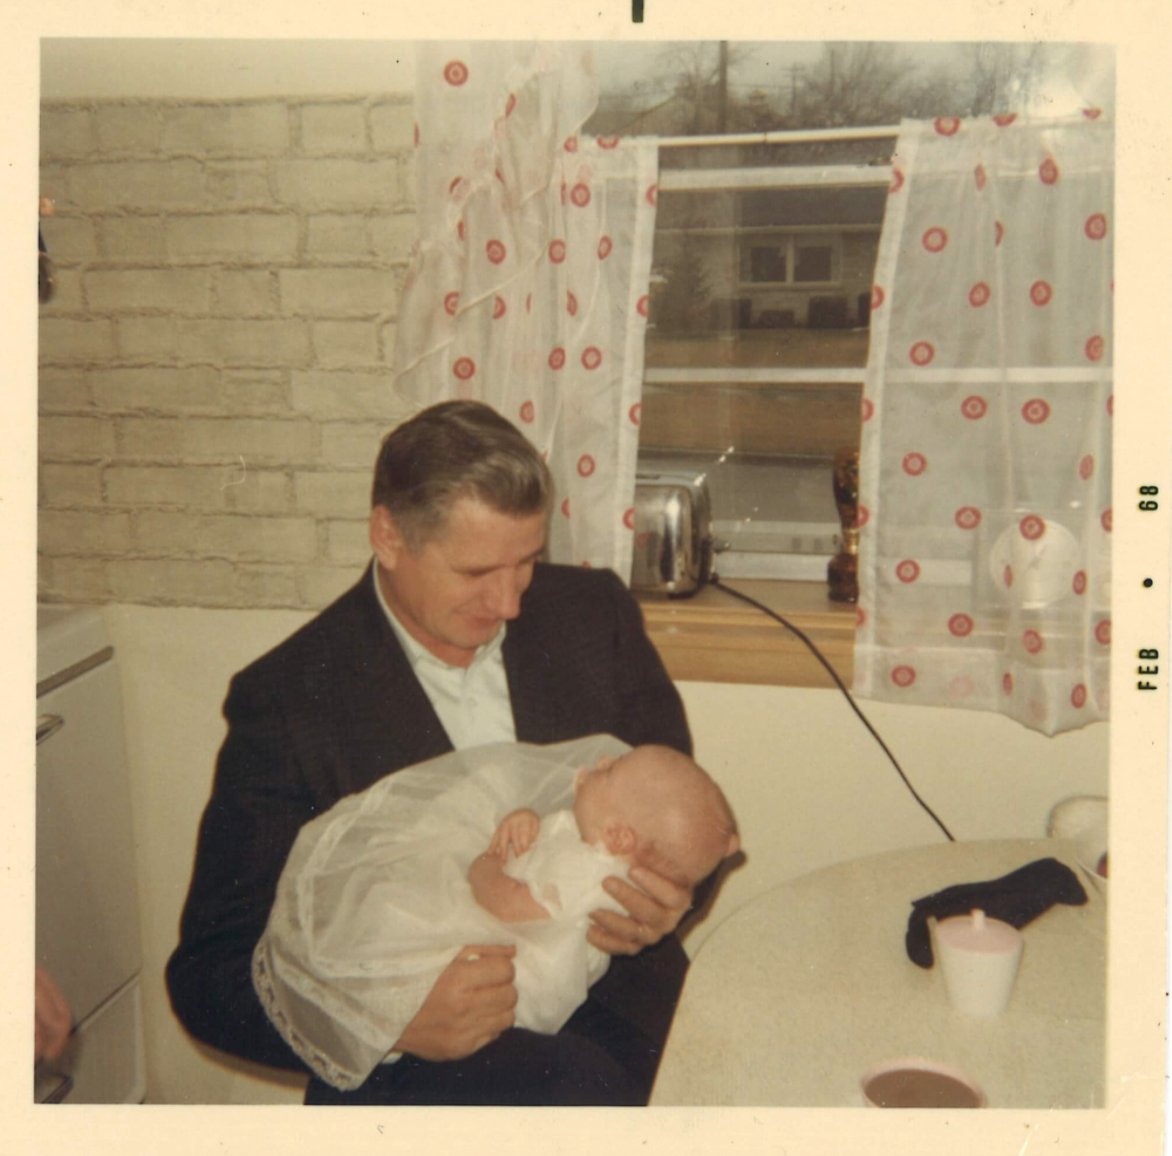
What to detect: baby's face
<box><xmin>572</xmin><ymin>753</ymin><xmax>640</xmax><ymax>848</ymax></box>
<box><xmin>572</xmin><ymin>748</ymin><xmax>730</xmax><ymax>883</ymax></box>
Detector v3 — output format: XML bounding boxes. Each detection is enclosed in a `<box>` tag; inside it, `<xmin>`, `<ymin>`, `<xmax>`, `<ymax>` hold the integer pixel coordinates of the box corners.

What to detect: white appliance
<box><xmin>35</xmin><ymin>606</ymin><xmax>146</xmax><ymax>1103</ymax></box>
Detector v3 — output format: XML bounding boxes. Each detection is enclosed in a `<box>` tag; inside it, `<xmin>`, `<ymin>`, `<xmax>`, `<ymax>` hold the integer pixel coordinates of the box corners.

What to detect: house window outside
<box><xmin>640</xmin><ymin>137</ymin><xmax>893</xmax><ymax>579</ymax></box>
<box><xmin>793</xmin><ymin>241</ymin><xmax>833</xmax><ymax>283</ymax></box>
<box><xmin>742</xmin><ymin>236</ymin><xmax>836</xmax><ymax>288</ymax></box>
<box><xmin>746</xmin><ymin>243</ymin><xmax>789</xmax><ymax>284</ymax></box>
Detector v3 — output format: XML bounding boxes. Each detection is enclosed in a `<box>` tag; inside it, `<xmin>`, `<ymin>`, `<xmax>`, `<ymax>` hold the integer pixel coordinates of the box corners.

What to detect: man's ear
<box><xmin>602</xmin><ymin>821</ymin><xmax>636</xmax><ymax>855</ymax></box>
<box><xmin>370</xmin><ymin>505</ymin><xmax>405</xmax><ymax>570</ymax></box>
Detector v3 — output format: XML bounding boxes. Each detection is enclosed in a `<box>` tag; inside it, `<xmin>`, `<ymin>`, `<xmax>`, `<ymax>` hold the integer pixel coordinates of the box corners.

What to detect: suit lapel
<box><xmin>326</xmin><ymin>572</ymin><xmax>454</xmax><ymax>794</ymax></box>
<box><xmin>503</xmin><ymin>572</ymin><xmax>571</xmax><ymax>745</ymax></box>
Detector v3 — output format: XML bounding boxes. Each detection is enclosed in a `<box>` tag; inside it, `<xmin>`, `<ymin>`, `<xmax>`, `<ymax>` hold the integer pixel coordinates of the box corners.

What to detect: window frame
<box><xmin>635</xmin><ymin>129</ymin><xmax>898</xmax><ymax>684</ymax></box>
<box><xmin>642</xmin><ymin>153</ymin><xmax>891</xmax><ymax>579</ymax></box>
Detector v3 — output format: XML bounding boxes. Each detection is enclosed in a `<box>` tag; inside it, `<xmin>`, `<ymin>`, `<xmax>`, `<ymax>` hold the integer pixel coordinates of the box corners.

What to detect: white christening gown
<box><xmin>252</xmin><ymin>733</ymin><xmax>630</xmax><ymax>1091</ymax></box>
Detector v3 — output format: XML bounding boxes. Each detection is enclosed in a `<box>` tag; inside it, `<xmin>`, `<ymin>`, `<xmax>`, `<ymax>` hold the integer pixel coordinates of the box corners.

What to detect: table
<box><xmin>651</xmin><ymin>838</ymin><xmax>1106</xmax><ymax>1108</ymax></box>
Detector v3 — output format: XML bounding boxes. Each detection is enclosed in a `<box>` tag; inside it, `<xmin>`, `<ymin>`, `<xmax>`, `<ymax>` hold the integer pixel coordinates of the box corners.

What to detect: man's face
<box><xmin>371</xmin><ymin>496</ymin><xmax>547</xmax><ymax>667</ymax></box>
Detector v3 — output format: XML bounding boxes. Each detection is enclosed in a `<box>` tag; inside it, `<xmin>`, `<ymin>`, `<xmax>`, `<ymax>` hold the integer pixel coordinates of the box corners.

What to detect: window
<box><xmin>746</xmin><ymin>242</ymin><xmax>788</xmax><ymax>284</ymax></box>
<box><xmin>793</xmin><ymin>241</ymin><xmax>833</xmax><ymax>283</ymax></box>
<box><xmin>639</xmin><ymin>133</ymin><xmax>893</xmax><ymax>579</ymax></box>
<box><xmin>583</xmin><ymin>39</ymin><xmax>1111</xmax><ymax>589</ymax></box>
<box><xmin>742</xmin><ymin>236</ymin><xmax>836</xmax><ymax>287</ymax></box>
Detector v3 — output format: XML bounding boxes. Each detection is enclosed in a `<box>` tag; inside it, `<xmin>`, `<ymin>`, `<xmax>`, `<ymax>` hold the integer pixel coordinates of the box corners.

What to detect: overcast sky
<box><xmin>593</xmin><ymin>40</ymin><xmax>1115</xmax><ymax>118</ymax></box>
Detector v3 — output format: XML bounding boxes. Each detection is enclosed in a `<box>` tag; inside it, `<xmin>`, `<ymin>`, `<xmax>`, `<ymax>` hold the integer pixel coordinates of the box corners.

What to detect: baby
<box><xmin>468</xmin><ymin>744</ymin><xmax>740</xmax><ymax>925</ymax></box>
<box><xmin>252</xmin><ymin>735</ymin><xmax>738</xmax><ymax>1092</ymax></box>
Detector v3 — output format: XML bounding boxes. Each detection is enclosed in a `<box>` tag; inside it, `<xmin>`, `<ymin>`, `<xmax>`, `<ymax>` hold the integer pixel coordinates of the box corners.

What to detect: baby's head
<box><xmin>572</xmin><ymin>745</ymin><xmax>739</xmax><ymax>887</ymax></box>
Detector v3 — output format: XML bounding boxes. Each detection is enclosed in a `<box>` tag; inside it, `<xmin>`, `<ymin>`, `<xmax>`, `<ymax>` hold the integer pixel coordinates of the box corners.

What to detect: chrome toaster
<box><xmin>630</xmin><ymin>471</ymin><xmax>715</xmax><ymax>597</ymax></box>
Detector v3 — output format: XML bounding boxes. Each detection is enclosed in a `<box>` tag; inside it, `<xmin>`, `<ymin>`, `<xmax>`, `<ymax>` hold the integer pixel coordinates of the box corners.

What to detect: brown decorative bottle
<box><xmin>827</xmin><ymin>446</ymin><xmax>859</xmax><ymax>603</ymax></box>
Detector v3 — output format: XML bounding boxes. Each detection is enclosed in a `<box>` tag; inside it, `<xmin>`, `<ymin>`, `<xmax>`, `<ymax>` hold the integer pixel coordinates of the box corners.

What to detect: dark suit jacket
<box><xmin>166</xmin><ymin>562</ymin><xmax>691</xmax><ymax>1072</ymax></box>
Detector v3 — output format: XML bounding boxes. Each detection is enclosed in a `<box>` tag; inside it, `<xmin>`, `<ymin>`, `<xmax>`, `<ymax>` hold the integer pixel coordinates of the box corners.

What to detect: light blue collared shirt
<box><xmin>370</xmin><ymin>561</ymin><xmax>517</xmax><ymax>750</ymax></box>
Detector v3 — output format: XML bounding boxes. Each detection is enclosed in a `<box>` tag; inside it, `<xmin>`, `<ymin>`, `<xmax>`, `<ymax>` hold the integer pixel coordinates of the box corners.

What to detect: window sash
<box><xmin>658</xmin><ymin>164</ymin><xmax>892</xmax><ymax>192</ymax></box>
<box><xmin>645</xmin><ymin>367</ymin><xmax>863</xmax><ymax>384</ymax></box>
<box><xmin>641</xmin><ymin>130</ymin><xmax>897</xmax><ymax>569</ymax></box>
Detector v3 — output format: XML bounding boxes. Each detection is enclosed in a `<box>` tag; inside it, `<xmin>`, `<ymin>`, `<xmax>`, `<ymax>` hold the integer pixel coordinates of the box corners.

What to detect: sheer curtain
<box><xmin>393</xmin><ymin>43</ymin><xmax>660</xmax><ymax>578</ymax></box>
<box><xmin>855</xmin><ymin>114</ymin><xmax>1113</xmax><ymax>736</ymax></box>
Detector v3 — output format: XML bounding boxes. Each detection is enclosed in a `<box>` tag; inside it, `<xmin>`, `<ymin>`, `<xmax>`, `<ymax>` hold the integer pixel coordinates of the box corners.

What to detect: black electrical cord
<box><xmin>709</xmin><ymin>573</ymin><xmax>956</xmax><ymax>843</ymax></box>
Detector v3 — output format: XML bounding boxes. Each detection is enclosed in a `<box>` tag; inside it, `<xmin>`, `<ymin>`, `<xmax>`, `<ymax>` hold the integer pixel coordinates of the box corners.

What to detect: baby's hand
<box><xmin>490</xmin><ymin>809</ymin><xmax>541</xmax><ymax>859</ymax></box>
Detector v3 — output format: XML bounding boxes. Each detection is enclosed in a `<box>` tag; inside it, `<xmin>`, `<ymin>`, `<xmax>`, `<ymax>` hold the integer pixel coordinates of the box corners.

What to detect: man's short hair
<box><xmin>371</xmin><ymin>400</ymin><xmax>553</xmax><ymax>549</ymax></box>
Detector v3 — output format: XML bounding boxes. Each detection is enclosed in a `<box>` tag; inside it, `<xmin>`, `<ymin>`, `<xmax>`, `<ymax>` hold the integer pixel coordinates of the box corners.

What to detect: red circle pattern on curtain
<box><xmin>393</xmin><ymin>44</ymin><xmax>659</xmax><ymax>579</ymax></box>
<box><xmin>855</xmin><ymin>115</ymin><xmax>1113</xmax><ymax>736</ymax></box>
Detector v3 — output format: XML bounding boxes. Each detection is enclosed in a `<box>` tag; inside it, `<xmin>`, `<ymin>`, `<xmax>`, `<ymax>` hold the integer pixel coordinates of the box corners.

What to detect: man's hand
<box><xmin>587</xmin><ymin>864</ymin><xmax>693</xmax><ymax>957</ymax></box>
<box><xmin>35</xmin><ymin>967</ymin><xmax>72</xmax><ymax>1064</ymax></box>
<box><xmin>393</xmin><ymin>944</ymin><xmax>517</xmax><ymax>1062</ymax></box>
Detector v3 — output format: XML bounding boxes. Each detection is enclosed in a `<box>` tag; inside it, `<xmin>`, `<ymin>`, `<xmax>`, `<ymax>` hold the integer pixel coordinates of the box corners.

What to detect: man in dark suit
<box><xmin>166</xmin><ymin>400</ymin><xmax>696</xmax><ymax>1105</ymax></box>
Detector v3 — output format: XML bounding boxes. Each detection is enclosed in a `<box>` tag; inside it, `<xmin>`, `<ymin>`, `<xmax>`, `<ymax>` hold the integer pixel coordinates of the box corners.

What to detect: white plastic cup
<box><xmin>933</xmin><ymin>908</ymin><xmax>1024</xmax><ymax>1017</ymax></box>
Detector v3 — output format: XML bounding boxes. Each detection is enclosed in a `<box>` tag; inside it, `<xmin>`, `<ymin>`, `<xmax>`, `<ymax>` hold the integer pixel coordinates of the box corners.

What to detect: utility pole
<box><xmin>718</xmin><ymin>40</ymin><xmax>729</xmax><ymax>133</ymax></box>
<box><xmin>785</xmin><ymin>63</ymin><xmax>806</xmax><ymax>117</ymax></box>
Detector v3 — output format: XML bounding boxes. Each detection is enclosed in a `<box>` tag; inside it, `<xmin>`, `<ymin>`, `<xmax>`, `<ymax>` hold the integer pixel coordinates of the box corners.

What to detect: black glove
<box><xmin>905</xmin><ymin>857</ymin><xmax>1087</xmax><ymax>968</ymax></box>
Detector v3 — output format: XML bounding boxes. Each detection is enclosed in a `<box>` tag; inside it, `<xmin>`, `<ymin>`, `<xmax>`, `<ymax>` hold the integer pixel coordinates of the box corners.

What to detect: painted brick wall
<box><xmin>38</xmin><ymin>96</ymin><xmax>419</xmax><ymax>610</ymax></box>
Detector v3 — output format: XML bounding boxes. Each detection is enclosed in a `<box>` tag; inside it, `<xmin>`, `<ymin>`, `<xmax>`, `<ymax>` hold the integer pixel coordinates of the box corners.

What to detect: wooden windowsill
<box><xmin>637</xmin><ymin>579</ymin><xmax>857</xmax><ymax>689</ymax></box>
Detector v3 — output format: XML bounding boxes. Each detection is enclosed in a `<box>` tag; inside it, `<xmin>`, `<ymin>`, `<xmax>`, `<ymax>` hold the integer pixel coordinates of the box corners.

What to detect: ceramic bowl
<box><xmin>1046</xmin><ymin>795</ymin><xmax>1108</xmax><ymax>893</ymax></box>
